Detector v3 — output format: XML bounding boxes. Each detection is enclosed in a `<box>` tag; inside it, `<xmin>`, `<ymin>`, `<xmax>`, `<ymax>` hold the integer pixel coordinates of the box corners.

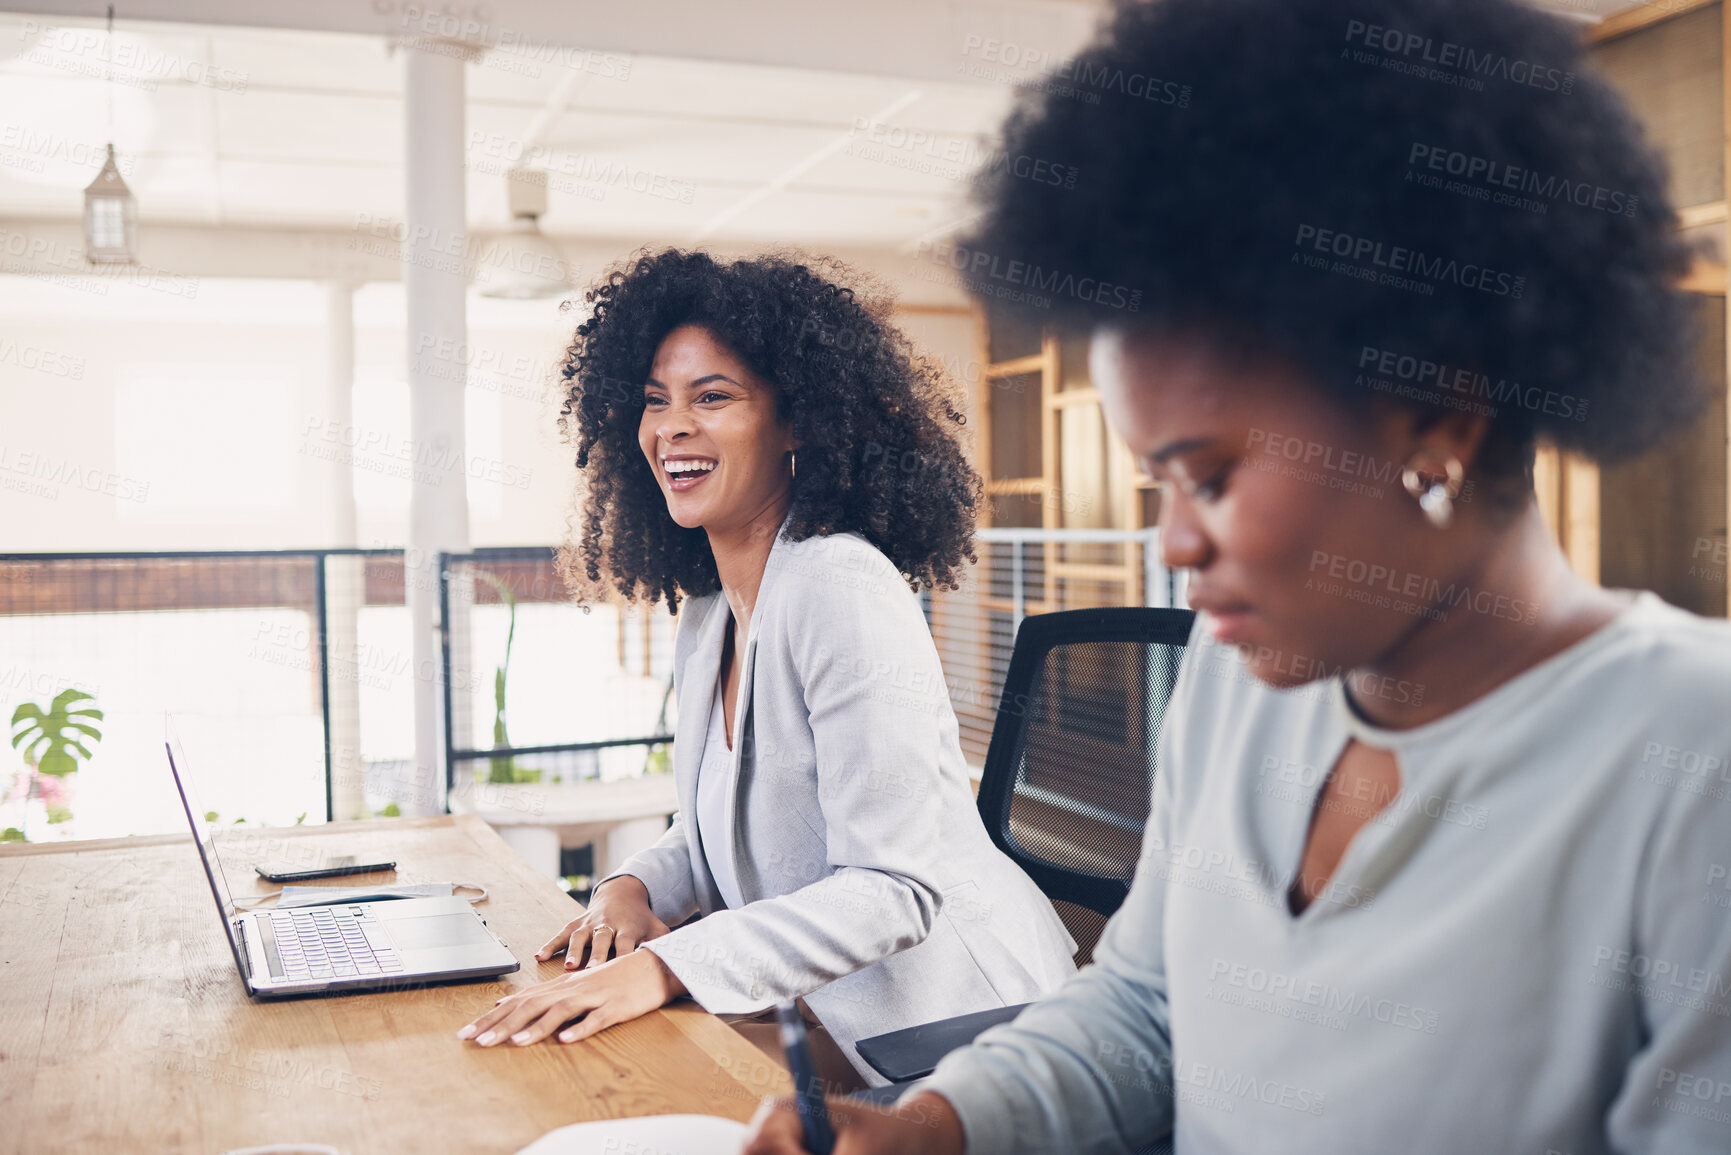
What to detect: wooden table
<box><xmin>0</xmin><ymin>814</ymin><xmax>790</xmax><ymax>1155</ymax></box>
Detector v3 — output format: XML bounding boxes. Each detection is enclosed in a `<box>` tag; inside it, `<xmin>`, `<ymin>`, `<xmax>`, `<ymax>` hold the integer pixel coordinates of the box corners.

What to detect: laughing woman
<box><xmin>456</xmin><ymin>249</ymin><xmax>1077</xmax><ymax>1086</ymax></box>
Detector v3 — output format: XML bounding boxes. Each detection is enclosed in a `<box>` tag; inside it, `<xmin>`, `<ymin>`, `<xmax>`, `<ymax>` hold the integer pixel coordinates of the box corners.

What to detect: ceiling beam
<box><xmin>0</xmin><ymin>216</ymin><xmax>975</xmax><ymax>305</ymax></box>
<box><xmin>0</xmin><ymin>0</ymin><xmax>1105</xmax><ymax>88</ymax></box>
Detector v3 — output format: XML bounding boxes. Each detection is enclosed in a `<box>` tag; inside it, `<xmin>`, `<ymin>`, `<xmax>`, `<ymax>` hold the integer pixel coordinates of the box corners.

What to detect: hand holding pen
<box><xmin>741</xmin><ymin>1004</ymin><xmax>966</xmax><ymax>1154</ymax></box>
<box><xmin>775</xmin><ymin>1000</ymin><xmax>836</xmax><ymax>1155</ymax></box>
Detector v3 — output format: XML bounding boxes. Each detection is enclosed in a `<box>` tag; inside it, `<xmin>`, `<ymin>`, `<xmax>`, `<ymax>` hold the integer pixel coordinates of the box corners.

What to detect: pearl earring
<box><xmin>1401</xmin><ymin>454</ymin><xmax>1465</xmax><ymax>529</ymax></box>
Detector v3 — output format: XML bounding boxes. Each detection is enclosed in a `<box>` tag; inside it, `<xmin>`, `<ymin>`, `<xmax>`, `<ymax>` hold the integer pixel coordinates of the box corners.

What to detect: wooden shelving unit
<box><xmin>1588</xmin><ymin>2</ymin><xmax>1730</xmax><ymax>616</ymax></box>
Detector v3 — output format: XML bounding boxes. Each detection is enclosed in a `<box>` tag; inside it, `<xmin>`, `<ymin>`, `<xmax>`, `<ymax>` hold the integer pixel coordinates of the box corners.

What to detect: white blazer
<box><xmin>602</xmin><ymin>525</ymin><xmax>1077</xmax><ymax>1083</ymax></box>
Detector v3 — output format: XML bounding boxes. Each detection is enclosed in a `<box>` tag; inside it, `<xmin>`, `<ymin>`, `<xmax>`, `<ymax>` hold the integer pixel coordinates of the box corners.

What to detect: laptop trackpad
<box><xmin>384</xmin><ymin>912</ymin><xmax>493</xmax><ymax>950</ymax></box>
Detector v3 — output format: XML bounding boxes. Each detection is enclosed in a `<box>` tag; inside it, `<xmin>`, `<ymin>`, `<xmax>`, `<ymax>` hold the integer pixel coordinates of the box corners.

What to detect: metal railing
<box><xmin>438</xmin><ymin>547</ymin><xmax>675</xmax><ymax>796</ymax></box>
<box><xmin>0</xmin><ymin>548</ymin><xmax>677</xmax><ymax>840</ymax></box>
<box><xmin>0</xmin><ymin>530</ymin><xmax>1177</xmax><ymax>836</ymax></box>
<box><xmin>0</xmin><ymin>549</ymin><xmax>402</xmax><ymax>834</ymax></box>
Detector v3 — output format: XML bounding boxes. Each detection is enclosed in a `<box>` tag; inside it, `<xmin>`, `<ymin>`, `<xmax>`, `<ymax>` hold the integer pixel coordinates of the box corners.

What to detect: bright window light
<box><xmin>349</xmin><ymin>375</ymin><xmax>505</xmax><ymax>518</ymax></box>
<box><xmin>115</xmin><ymin>364</ymin><xmax>298</xmax><ymax>512</ymax></box>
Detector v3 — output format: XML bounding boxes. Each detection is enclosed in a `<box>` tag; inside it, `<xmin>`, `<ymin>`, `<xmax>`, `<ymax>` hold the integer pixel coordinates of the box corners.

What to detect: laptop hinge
<box><xmin>232</xmin><ymin>917</ymin><xmax>254</xmax><ymax>980</ymax></box>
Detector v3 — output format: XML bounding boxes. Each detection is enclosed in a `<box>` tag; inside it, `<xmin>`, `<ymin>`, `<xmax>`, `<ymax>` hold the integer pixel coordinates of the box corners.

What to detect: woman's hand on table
<box><xmin>537</xmin><ymin>874</ymin><xmax>670</xmax><ymax>969</ymax></box>
<box><xmin>456</xmin><ymin>947</ymin><xmax>688</xmax><ymax>1047</ymax></box>
<box><xmin>743</xmin><ymin>1091</ymin><xmax>966</xmax><ymax>1155</ymax></box>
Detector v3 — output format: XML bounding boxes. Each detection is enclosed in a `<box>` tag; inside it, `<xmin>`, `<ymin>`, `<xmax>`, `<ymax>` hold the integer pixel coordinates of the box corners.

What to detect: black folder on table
<box><xmin>854</xmin><ymin>1003</ymin><xmax>1030</xmax><ymax>1083</ymax></box>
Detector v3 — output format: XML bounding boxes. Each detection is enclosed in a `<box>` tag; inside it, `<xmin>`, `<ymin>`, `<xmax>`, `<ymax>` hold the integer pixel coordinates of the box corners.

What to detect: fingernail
<box><xmin>559</xmin><ymin>1030</ymin><xmax>575</xmax><ymax>1043</ymax></box>
<box><xmin>477</xmin><ymin>1031</ymin><xmax>496</xmax><ymax>1046</ymax></box>
<box><xmin>511</xmin><ymin>1031</ymin><xmax>532</xmax><ymax>1045</ymax></box>
<box><xmin>456</xmin><ymin>1025</ymin><xmax>476</xmax><ymax>1040</ymax></box>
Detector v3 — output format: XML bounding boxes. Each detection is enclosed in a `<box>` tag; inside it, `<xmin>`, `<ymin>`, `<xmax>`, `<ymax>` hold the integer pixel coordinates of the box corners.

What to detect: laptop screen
<box><xmin>164</xmin><ymin>716</ymin><xmax>248</xmax><ymax>978</ymax></box>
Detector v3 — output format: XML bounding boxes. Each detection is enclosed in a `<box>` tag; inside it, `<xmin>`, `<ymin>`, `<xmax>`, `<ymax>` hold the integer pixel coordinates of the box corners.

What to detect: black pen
<box><xmin>775</xmin><ymin>999</ymin><xmax>836</xmax><ymax>1155</ymax></box>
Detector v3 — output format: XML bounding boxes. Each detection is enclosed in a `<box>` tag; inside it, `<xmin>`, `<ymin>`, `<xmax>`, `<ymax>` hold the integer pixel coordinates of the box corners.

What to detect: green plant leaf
<box><xmin>9</xmin><ymin>688</ymin><xmax>102</xmax><ymax>775</ymax></box>
<box><xmin>0</xmin><ymin>826</ymin><xmax>26</xmax><ymax>842</ymax></box>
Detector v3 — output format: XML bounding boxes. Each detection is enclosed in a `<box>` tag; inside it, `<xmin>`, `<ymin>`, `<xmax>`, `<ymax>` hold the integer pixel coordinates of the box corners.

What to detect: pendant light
<box><xmin>477</xmin><ymin>168</ymin><xmax>570</xmax><ymax>299</ymax></box>
<box><xmin>83</xmin><ymin>5</ymin><xmax>137</xmax><ymax>265</ymax></box>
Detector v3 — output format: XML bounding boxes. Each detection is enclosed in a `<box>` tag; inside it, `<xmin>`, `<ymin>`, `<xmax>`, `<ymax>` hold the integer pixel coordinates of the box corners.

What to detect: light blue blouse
<box><xmin>922</xmin><ymin>592</ymin><xmax>1731</xmax><ymax>1154</ymax></box>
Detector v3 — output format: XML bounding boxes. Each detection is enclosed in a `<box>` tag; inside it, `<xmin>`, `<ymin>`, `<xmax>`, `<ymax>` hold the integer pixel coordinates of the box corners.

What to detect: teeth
<box><xmin>664</xmin><ymin>459</ymin><xmax>716</xmax><ymax>474</ymax></box>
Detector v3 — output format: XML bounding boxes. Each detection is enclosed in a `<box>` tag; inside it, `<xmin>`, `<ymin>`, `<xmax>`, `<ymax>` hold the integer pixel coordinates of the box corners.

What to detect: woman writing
<box><xmin>458</xmin><ymin>249</ymin><xmax>1076</xmax><ymax>1086</ymax></box>
<box><xmin>748</xmin><ymin>0</ymin><xmax>1731</xmax><ymax>1150</ymax></box>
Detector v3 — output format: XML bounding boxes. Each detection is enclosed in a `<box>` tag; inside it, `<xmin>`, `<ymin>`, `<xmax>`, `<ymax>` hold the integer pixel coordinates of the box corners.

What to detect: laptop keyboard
<box><xmin>265</xmin><ymin>904</ymin><xmax>404</xmax><ymax>981</ymax></box>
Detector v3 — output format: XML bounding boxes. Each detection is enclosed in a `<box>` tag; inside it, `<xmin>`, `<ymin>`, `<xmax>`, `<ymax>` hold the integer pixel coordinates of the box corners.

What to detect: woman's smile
<box><xmin>661</xmin><ymin>453</ymin><xmax>718</xmax><ymax>493</ymax></box>
<box><xmin>637</xmin><ymin>324</ymin><xmax>795</xmax><ymax>535</ymax></box>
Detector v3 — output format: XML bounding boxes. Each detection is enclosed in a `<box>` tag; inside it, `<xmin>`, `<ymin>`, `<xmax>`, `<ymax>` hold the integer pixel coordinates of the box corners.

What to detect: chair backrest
<box><xmin>976</xmin><ymin>607</ymin><xmax>1195</xmax><ymax>960</ymax></box>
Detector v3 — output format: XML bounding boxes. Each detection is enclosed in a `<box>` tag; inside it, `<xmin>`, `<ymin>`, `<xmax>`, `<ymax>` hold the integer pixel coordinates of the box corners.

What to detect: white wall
<box><xmin>0</xmin><ymin>245</ymin><xmax>976</xmax><ymax>552</ymax></box>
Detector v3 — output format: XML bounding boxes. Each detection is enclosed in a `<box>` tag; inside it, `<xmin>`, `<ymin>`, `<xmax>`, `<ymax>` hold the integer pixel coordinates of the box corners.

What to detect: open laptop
<box><xmin>165</xmin><ymin>718</ymin><xmax>519</xmax><ymax>998</ymax></box>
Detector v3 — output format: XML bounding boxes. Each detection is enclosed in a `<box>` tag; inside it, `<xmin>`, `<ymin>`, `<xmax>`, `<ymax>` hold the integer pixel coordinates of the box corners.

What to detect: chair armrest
<box><xmin>853</xmin><ymin>1003</ymin><xmax>1031</xmax><ymax>1083</ymax></box>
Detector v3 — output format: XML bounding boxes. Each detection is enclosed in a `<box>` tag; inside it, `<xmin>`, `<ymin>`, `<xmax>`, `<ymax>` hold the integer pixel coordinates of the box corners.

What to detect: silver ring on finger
<box><xmin>592</xmin><ymin>923</ymin><xmax>612</xmax><ymax>934</ymax></box>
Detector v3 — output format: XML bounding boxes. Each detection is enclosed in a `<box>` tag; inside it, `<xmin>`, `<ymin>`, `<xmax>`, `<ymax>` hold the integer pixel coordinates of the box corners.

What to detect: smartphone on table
<box><xmin>254</xmin><ymin>855</ymin><xmax>397</xmax><ymax>883</ymax></box>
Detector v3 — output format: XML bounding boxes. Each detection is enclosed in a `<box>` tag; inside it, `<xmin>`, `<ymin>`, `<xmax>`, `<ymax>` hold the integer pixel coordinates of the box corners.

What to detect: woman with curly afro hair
<box><xmin>458</xmin><ymin>248</ymin><xmax>1078</xmax><ymax>1088</ymax></box>
<box><xmin>748</xmin><ymin>0</ymin><xmax>1731</xmax><ymax>1153</ymax></box>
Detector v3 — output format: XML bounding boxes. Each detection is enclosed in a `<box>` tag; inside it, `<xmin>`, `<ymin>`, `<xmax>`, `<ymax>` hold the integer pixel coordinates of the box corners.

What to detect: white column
<box><xmin>324</xmin><ymin>280</ymin><xmax>367</xmax><ymax>821</ymax></box>
<box><xmin>403</xmin><ymin>43</ymin><xmax>472</xmax><ymax>816</ymax></box>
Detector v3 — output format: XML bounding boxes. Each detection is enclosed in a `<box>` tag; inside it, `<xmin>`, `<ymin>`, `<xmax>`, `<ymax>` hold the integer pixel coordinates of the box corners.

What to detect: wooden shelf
<box><xmin>985</xmin><ymin>477</ymin><xmax>1046</xmax><ymax>495</ymax></box>
<box><xmin>987</xmin><ymin>353</ymin><xmax>1046</xmax><ymax>378</ymax></box>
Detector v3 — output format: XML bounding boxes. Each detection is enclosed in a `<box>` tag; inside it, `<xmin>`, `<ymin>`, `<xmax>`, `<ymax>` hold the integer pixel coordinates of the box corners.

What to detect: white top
<box><xmin>924</xmin><ymin>591</ymin><xmax>1731</xmax><ymax>1154</ymax></box>
<box><xmin>694</xmin><ymin>679</ymin><xmax>745</xmax><ymax>910</ymax></box>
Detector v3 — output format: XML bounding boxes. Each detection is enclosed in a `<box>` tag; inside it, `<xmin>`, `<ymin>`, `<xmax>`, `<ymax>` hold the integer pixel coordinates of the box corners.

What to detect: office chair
<box><xmin>853</xmin><ymin>606</ymin><xmax>1194</xmax><ymax>1115</ymax></box>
